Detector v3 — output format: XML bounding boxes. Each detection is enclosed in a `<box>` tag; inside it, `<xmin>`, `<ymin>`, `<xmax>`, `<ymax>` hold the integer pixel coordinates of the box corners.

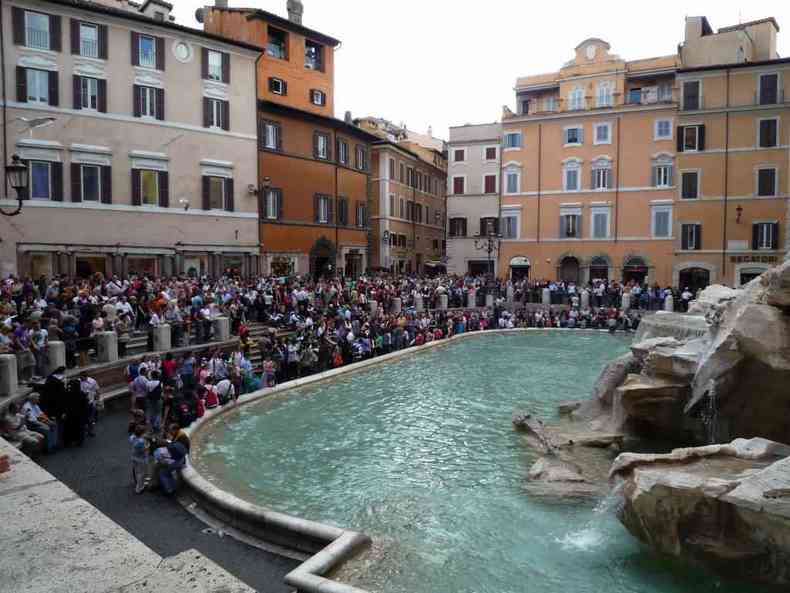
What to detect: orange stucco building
<box><xmin>496</xmin><ymin>16</ymin><xmax>788</xmax><ymax>289</ymax></box>
<box><xmin>201</xmin><ymin>1</ymin><xmax>377</xmax><ymax>277</ymax></box>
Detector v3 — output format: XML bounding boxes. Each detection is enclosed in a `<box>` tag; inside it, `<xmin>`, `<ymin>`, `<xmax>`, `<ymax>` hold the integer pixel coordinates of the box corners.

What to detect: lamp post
<box><xmin>474</xmin><ymin>219</ymin><xmax>501</xmax><ymax>295</ymax></box>
<box><xmin>2</xmin><ymin>154</ymin><xmax>29</xmax><ymax>217</ymax></box>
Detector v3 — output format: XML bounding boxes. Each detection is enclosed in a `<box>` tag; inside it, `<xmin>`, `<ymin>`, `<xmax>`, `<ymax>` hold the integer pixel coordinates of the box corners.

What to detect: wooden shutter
<box><xmin>16</xmin><ymin>67</ymin><xmax>27</xmax><ymax>102</ymax></box>
<box><xmin>313</xmin><ymin>194</ymin><xmax>320</xmax><ymax>222</ymax></box>
<box><xmin>326</xmin><ymin>196</ymin><xmax>333</xmax><ymax>224</ymax></box>
<box><xmin>131</xmin><ymin>169</ymin><xmax>141</xmax><ymax>205</ymax></box>
<box><xmin>203</xmin><ymin>98</ymin><xmax>211</xmax><ymax>128</ymax></box>
<box><xmin>51</xmin><ymin>162</ymin><xmax>63</xmax><ymax>201</ymax></box>
<box><xmin>97</xmin><ymin>78</ymin><xmax>107</xmax><ymax>113</ymax></box>
<box><xmin>158</xmin><ymin>171</ymin><xmax>169</xmax><ymax>207</ymax></box>
<box><xmin>98</xmin><ymin>25</ymin><xmax>108</xmax><ymax>59</ymax></box>
<box><xmin>221</xmin><ymin>100</ymin><xmax>230</xmax><ymax>131</ymax></box>
<box><xmin>676</xmin><ymin>127</ymin><xmax>684</xmax><ymax>152</ymax></box>
<box><xmin>276</xmin><ymin>191</ymin><xmax>283</xmax><ymax>220</ymax></box>
<box><xmin>752</xmin><ymin>224</ymin><xmax>760</xmax><ymax>250</ymax></box>
<box><xmin>70</xmin><ymin>19</ymin><xmax>80</xmax><ymax>54</ymax></box>
<box><xmin>101</xmin><ymin>166</ymin><xmax>112</xmax><ymax>204</ymax></box>
<box><xmin>222</xmin><ymin>52</ymin><xmax>230</xmax><ymax>84</ymax></box>
<box><xmin>71</xmin><ymin>163</ymin><xmax>82</xmax><ymax>202</ymax></box>
<box><xmin>650</xmin><ymin>165</ymin><xmax>657</xmax><ymax>187</ymax></box>
<box><xmin>155</xmin><ymin>88</ymin><xmax>165</xmax><ymax>121</ymax></box>
<box><xmin>772</xmin><ymin>223</ymin><xmax>780</xmax><ymax>250</ymax></box>
<box><xmin>12</xmin><ymin>7</ymin><xmax>24</xmax><ymax>45</ymax></box>
<box><xmin>155</xmin><ymin>36</ymin><xmax>165</xmax><ymax>70</ymax></box>
<box><xmin>202</xmin><ymin>176</ymin><xmax>210</xmax><ymax>210</ymax></box>
<box><xmin>681</xmin><ymin>225</ymin><xmax>689</xmax><ymax>250</ymax></box>
<box><xmin>559</xmin><ymin>216</ymin><xmax>566</xmax><ymax>238</ymax></box>
<box><xmin>667</xmin><ymin>165</ymin><xmax>674</xmax><ymax>187</ymax></box>
<box><xmin>695</xmin><ymin>224</ymin><xmax>702</xmax><ymax>250</ymax></box>
<box><xmin>697</xmin><ymin>125</ymin><xmax>705</xmax><ymax>151</ymax></box>
<box><xmin>131</xmin><ymin>32</ymin><xmax>140</xmax><ymax>66</ymax></box>
<box><xmin>48</xmin><ymin>70</ymin><xmax>58</xmax><ymax>106</ymax></box>
<box><xmin>72</xmin><ymin>75</ymin><xmax>81</xmax><ymax>109</ymax></box>
<box><xmin>313</xmin><ymin>133</ymin><xmax>319</xmax><ymax>159</ymax></box>
<box><xmin>132</xmin><ymin>85</ymin><xmax>141</xmax><ymax>117</ymax></box>
<box><xmin>201</xmin><ymin>48</ymin><xmax>209</xmax><ymax>80</ymax></box>
<box><xmin>49</xmin><ymin>15</ymin><xmax>61</xmax><ymax>52</ymax></box>
<box><xmin>578</xmin><ymin>128</ymin><xmax>584</xmax><ymax>144</ymax></box>
<box><xmin>225</xmin><ymin>178</ymin><xmax>234</xmax><ymax>212</ymax></box>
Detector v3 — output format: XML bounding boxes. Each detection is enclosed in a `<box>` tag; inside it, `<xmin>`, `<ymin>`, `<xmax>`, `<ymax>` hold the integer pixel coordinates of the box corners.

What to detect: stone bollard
<box><xmin>153</xmin><ymin>324</ymin><xmax>171</xmax><ymax>352</ymax></box>
<box><xmin>439</xmin><ymin>294</ymin><xmax>448</xmax><ymax>310</ymax></box>
<box><xmin>96</xmin><ymin>332</ymin><xmax>118</xmax><ymax>363</ymax></box>
<box><xmin>415</xmin><ymin>294</ymin><xmax>424</xmax><ymax>312</ymax></box>
<box><xmin>664</xmin><ymin>295</ymin><xmax>674</xmax><ymax>312</ymax></box>
<box><xmin>581</xmin><ymin>291</ymin><xmax>590</xmax><ymax>310</ymax></box>
<box><xmin>622</xmin><ymin>293</ymin><xmax>631</xmax><ymax>311</ymax></box>
<box><xmin>391</xmin><ymin>298</ymin><xmax>402</xmax><ymax>315</ymax></box>
<box><xmin>370</xmin><ymin>300</ymin><xmax>378</xmax><ymax>317</ymax></box>
<box><xmin>485</xmin><ymin>293</ymin><xmax>495</xmax><ymax>309</ymax></box>
<box><xmin>467</xmin><ymin>289</ymin><xmax>476</xmax><ymax>308</ymax></box>
<box><xmin>213</xmin><ymin>317</ymin><xmax>230</xmax><ymax>342</ymax></box>
<box><xmin>0</xmin><ymin>355</ymin><xmax>18</xmax><ymax>399</ymax></box>
<box><xmin>47</xmin><ymin>341</ymin><xmax>66</xmax><ymax>374</ymax></box>
<box><xmin>542</xmin><ymin>288</ymin><xmax>551</xmax><ymax>306</ymax></box>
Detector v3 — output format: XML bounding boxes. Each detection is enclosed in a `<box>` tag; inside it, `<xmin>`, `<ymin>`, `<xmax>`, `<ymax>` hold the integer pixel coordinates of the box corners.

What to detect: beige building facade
<box><xmin>0</xmin><ymin>0</ymin><xmax>261</xmax><ymax>279</ymax></box>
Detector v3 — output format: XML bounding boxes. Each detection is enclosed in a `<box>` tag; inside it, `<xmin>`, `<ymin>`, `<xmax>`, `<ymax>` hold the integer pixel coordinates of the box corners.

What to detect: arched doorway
<box><xmin>509</xmin><ymin>256</ymin><xmax>531</xmax><ymax>281</ymax></box>
<box><xmin>310</xmin><ymin>236</ymin><xmax>336</xmax><ymax>279</ymax></box>
<box><xmin>623</xmin><ymin>256</ymin><xmax>648</xmax><ymax>285</ymax></box>
<box><xmin>589</xmin><ymin>256</ymin><xmax>609</xmax><ymax>281</ymax></box>
<box><xmin>559</xmin><ymin>256</ymin><xmax>580</xmax><ymax>283</ymax></box>
<box><xmin>678</xmin><ymin>267</ymin><xmax>710</xmax><ymax>293</ymax></box>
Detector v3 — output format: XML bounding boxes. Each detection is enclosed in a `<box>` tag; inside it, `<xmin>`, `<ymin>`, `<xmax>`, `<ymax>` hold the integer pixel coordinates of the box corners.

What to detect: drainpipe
<box><xmin>254</xmin><ymin>50</ymin><xmax>264</xmax><ymax>274</ymax></box>
<box><xmin>721</xmin><ymin>69</ymin><xmax>731</xmax><ymax>282</ymax></box>
<box><xmin>497</xmin><ymin>137</ymin><xmax>504</xmax><ymax>280</ymax></box>
<box><xmin>1</xmin><ymin>0</ymin><xmax>8</xmax><ymax>197</ymax></box>
<box><xmin>333</xmin><ymin>129</ymin><xmax>339</xmax><ymax>275</ymax></box>
<box><xmin>537</xmin><ymin>124</ymin><xmax>542</xmax><ymax>244</ymax></box>
<box><xmin>614</xmin><ymin>116</ymin><xmax>621</xmax><ymax>244</ymax></box>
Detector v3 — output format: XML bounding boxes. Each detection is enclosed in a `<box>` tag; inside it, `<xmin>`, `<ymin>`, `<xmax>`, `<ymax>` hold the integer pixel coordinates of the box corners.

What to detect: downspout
<box><xmin>333</xmin><ymin>129</ymin><xmax>339</xmax><ymax>274</ymax></box>
<box><xmin>722</xmin><ymin>69</ymin><xmax>731</xmax><ymax>279</ymax></box>
<box><xmin>412</xmin><ymin>183</ymin><xmax>416</xmax><ymax>273</ymax></box>
<box><xmin>614</xmin><ymin>116</ymin><xmax>621</xmax><ymax>244</ymax></box>
<box><xmin>1</xmin><ymin>0</ymin><xmax>9</xmax><ymax>197</ymax></box>
<box><xmin>254</xmin><ymin>50</ymin><xmax>264</xmax><ymax>274</ymax></box>
<box><xmin>497</xmin><ymin>136</ymin><xmax>504</xmax><ymax>280</ymax></box>
<box><xmin>536</xmin><ymin>124</ymin><xmax>542</xmax><ymax>244</ymax></box>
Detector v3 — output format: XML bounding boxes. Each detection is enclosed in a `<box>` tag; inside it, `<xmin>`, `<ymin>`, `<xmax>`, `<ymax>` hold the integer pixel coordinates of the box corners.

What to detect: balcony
<box><xmin>266</xmin><ymin>43</ymin><xmax>286</xmax><ymax>60</ymax></box>
<box><xmin>625</xmin><ymin>87</ymin><xmax>675</xmax><ymax>106</ymax></box>
<box><xmin>80</xmin><ymin>39</ymin><xmax>98</xmax><ymax>58</ymax></box>
<box><xmin>756</xmin><ymin>89</ymin><xmax>785</xmax><ymax>106</ymax></box>
<box><xmin>25</xmin><ymin>27</ymin><xmax>49</xmax><ymax>50</ymax></box>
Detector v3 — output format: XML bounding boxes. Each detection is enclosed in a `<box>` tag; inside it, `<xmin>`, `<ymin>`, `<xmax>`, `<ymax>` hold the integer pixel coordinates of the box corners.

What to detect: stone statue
<box><xmin>287</xmin><ymin>0</ymin><xmax>303</xmax><ymax>24</ymax></box>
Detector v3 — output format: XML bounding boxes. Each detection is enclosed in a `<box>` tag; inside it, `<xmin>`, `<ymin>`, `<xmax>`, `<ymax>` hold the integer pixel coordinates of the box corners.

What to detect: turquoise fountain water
<box><xmin>193</xmin><ymin>332</ymin><xmax>773</xmax><ymax>593</ymax></box>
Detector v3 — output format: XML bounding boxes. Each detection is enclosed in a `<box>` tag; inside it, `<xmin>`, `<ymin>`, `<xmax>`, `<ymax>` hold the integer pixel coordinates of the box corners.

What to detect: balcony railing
<box><xmin>139</xmin><ymin>48</ymin><xmax>156</xmax><ymax>68</ymax></box>
<box><xmin>756</xmin><ymin>89</ymin><xmax>785</xmax><ymax>105</ymax></box>
<box><xmin>80</xmin><ymin>39</ymin><xmax>98</xmax><ymax>58</ymax></box>
<box><xmin>26</xmin><ymin>28</ymin><xmax>49</xmax><ymax>50</ymax></box>
<box><xmin>266</xmin><ymin>43</ymin><xmax>286</xmax><ymax>59</ymax></box>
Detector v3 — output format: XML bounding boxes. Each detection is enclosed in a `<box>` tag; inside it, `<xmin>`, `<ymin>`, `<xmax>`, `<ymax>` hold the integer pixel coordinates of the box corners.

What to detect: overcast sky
<box><xmin>175</xmin><ymin>1</ymin><xmax>790</xmax><ymax>140</ymax></box>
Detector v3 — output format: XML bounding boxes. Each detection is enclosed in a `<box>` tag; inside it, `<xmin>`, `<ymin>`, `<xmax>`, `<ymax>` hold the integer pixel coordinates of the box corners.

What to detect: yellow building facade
<box><xmin>497</xmin><ymin>17</ymin><xmax>788</xmax><ymax>289</ymax></box>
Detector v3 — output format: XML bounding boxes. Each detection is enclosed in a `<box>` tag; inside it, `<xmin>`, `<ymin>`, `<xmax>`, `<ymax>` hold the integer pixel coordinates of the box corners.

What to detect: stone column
<box><xmin>153</xmin><ymin>324</ymin><xmax>171</xmax><ymax>352</ymax></box>
<box><xmin>542</xmin><ymin>288</ymin><xmax>551</xmax><ymax>306</ymax></box>
<box><xmin>581</xmin><ymin>291</ymin><xmax>590</xmax><ymax>309</ymax></box>
<box><xmin>664</xmin><ymin>295</ymin><xmax>674</xmax><ymax>312</ymax></box>
<box><xmin>439</xmin><ymin>294</ymin><xmax>448</xmax><ymax>310</ymax></box>
<box><xmin>96</xmin><ymin>332</ymin><xmax>118</xmax><ymax>363</ymax></box>
<box><xmin>213</xmin><ymin>317</ymin><xmax>230</xmax><ymax>342</ymax></box>
<box><xmin>415</xmin><ymin>294</ymin><xmax>424</xmax><ymax>312</ymax></box>
<box><xmin>467</xmin><ymin>289</ymin><xmax>476</xmax><ymax>308</ymax></box>
<box><xmin>485</xmin><ymin>293</ymin><xmax>494</xmax><ymax>309</ymax></box>
<box><xmin>622</xmin><ymin>293</ymin><xmax>631</xmax><ymax>311</ymax></box>
<box><xmin>0</xmin><ymin>355</ymin><xmax>18</xmax><ymax>399</ymax></box>
<box><xmin>47</xmin><ymin>341</ymin><xmax>66</xmax><ymax>373</ymax></box>
<box><xmin>391</xmin><ymin>298</ymin><xmax>402</xmax><ymax>315</ymax></box>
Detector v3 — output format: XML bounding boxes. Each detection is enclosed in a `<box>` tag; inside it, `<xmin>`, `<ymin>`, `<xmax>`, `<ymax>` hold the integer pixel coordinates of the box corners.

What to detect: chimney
<box><xmin>287</xmin><ymin>0</ymin><xmax>303</xmax><ymax>25</ymax></box>
<box><xmin>215</xmin><ymin>0</ymin><xmax>228</xmax><ymax>7</ymax></box>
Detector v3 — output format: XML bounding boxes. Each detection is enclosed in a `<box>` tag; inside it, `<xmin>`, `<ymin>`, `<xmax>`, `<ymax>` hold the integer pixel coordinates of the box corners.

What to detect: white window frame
<box><xmin>755</xmin><ymin>221</ymin><xmax>777</xmax><ymax>250</ymax></box>
<box><xmin>138</xmin><ymin>35</ymin><xmax>157</xmax><ymax>69</ymax></box>
<box><xmin>596</xmin><ymin>82</ymin><xmax>612</xmax><ymax>108</ymax></box>
<box><xmin>139</xmin><ymin>169</ymin><xmax>159</xmax><ymax>206</ymax></box>
<box><xmin>654</xmin><ymin>163</ymin><xmax>673</xmax><ymax>188</ymax></box>
<box><xmin>81</xmin><ymin>164</ymin><xmax>101</xmax><ymax>201</ymax></box>
<box><xmin>207</xmin><ymin>98</ymin><xmax>223</xmax><ymax>129</ymax></box>
<box><xmin>590</xmin><ymin>207</ymin><xmax>611</xmax><ymax>239</ymax></box>
<box><xmin>315</xmin><ymin>133</ymin><xmax>329</xmax><ymax>160</ymax></box>
<box><xmin>317</xmin><ymin>195</ymin><xmax>329</xmax><ymax>223</ymax></box>
<box><xmin>139</xmin><ymin>85</ymin><xmax>156</xmax><ymax>118</ymax></box>
<box><xmin>592</xmin><ymin>165</ymin><xmax>611</xmax><ymax>191</ymax></box>
<box><xmin>651</xmin><ymin>204</ymin><xmax>673</xmax><ymax>238</ymax></box>
<box><xmin>757</xmin><ymin>117</ymin><xmax>779</xmax><ymax>149</ymax></box>
<box><xmin>207</xmin><ymin>176</ymin><xmax>226</xmax><ymax>210</ymax></box>
<box><xmin>500</xmin><ymin>212</ymin><xmax>520</xmax><ymax>240</ymax></box>
<box><xmin>568</xmin><ymin>87</ymin><xmax>584</xmax><ymax>111</ymax></box>
<box><xmin>679</xmin><ymin>169</ymin><xmax>700</xmax><ymax>200</ymax></box>
<box><xmin>755</xmin><ymin>166</ymin><xmax>778</xmax><ymax>197</ymax></box>
<box><xmin>654</xmin><ymin>118</ymin><xmax>673</xmax><ymax>141</ymax></box>
<box><xmin>504</xmin><ymin>170</ymin><xmax>520</xmax><ymax>195</ymax></box>
<box><xmin>680</xmin><ymin>222</ymin><xmax>701</xmax><ymax>251</ymax></box>
<box><xmin>543</xmin><ymin>96</ymin><xmax>557</xmax><ymax>112</ymax></box>
<box><xmin>24</xmin><ymin>11</ymin><xmax>50</xmax><ymax>50</ymax></box>
<box><xmin>564</xmin><ymin>126</ymin><xmax>583</xmax><ymax>146</ymax></box>
<box><xmin>593</xmin><ymin>122</ymin><xmax>611</xmax><ymax>145</ymax></box>
<box><xmin>682</xmin><ymin>125</ymin><xmax>701</xmax><ymax>152</ymax></box>
<box><xmin>451</xmin><ymin>175</ymin><xmax>466</xmax><ymax>195</ymax></box>
<box><xmin>263</xmin><ymin>121</ymin><xmax>280</xmax><ymax>150</ymax></box>
<box><xmin>758</xmin><ymin>72</ymin><xmax>780</xmax><ymax>105</ymax></box>
<box><xmin>29</xmin><ymin>160</ymin><xmax>52</xmax><ymax>200</ymax></box>
<box><xmin>503</xmin><ymin>133</ymin><xmax>522</xmax><ymax>150</ymax></box>
<box><xmin>681</xmin><ymin>79</ymin><xmax>702</xmax><ymax>111</ymax></box>
<box><xmin>311</xmin><ymin>89</ymin><xmax>325</xmax><ymax>106</ymax></box>
<box><xmin>483</xmin><ymin>145</ymin><xmax>498</xmax><ymax>162</ymax></box>
<box><xmin>337</xmin><ymin>139</ymin><xmax>348</xmax><ymax>165</ymax></box>
<box><xmin>26</xmin><ymin>68</ymin><xmax>50</xmax><ymax>105</ymax></box>
<box><xmin>79</xmin><ymin>22</ymin><xmax>99</xmax><ymax>58</ymax></box>
<box><xmin>270</xmin><ymin>77</ymin><xmax>285</xmax><ymax>95</ymax></box>
<box><xmin>80</xmin><ymin>76</ymin><xmax>99</xmax><ymax>111</ymax></box>
<box><xmin>562</xmin><ymin>161</ymin><xmax>581</xmax><ymax>192</ymax></box>
<box><xmin>452</xmin><ymin>147</ymin><xmax>466</xmax><ymax>163</ymax></box>
<box><xmin>559</xmin><ymin>207</ymin><xmax>582</xmax><ymax>239</ymax></box>
<box><xmin>207</xmin><ymin>50</ymin><xmax>223</xmax><ymax>82</ymax></box>
<box><xmin>265</xmin><ymin>189</ymin><xmax>279</xmax><ymax>220</ymax></box>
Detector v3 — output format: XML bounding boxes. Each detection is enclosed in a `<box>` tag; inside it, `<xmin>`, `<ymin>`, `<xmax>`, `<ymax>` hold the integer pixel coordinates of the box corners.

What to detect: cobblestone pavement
<box><xmin>38</xmin><ymin>406</ymin><xmax>298</xmax><ymax>593</ymax></box>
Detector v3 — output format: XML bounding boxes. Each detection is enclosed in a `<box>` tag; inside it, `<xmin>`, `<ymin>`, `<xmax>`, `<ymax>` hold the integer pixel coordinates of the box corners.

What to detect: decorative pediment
<box><xmin>203</xmin><ymin>82</ymin><xmax>229</xmax><ymax>100</ymax></box>
<box><xmin>74</xmin><ymin>61</ymin><xmax>106</xmax><ymax>79</ymax></box>
<box><xmin>134</xmin><ymin>71</ymin><xmax>163</xmax><ymax>88</ymax></box>
<box><xmin>18</xmin><ymin>54</ymin><xmax>57</xmax><ymax>71</ymax></box>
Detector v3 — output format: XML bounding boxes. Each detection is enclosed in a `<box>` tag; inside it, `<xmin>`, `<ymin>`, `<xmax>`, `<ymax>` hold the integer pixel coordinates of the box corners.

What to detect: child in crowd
<box><xmin>129</xmin><ymin>424</ymin><xmax>148</xmax><ymax>494</ymax></box>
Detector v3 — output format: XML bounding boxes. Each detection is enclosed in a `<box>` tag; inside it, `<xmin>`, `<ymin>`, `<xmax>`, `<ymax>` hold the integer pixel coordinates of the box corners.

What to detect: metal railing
<box><xmin>26</xmin><ymin>28</ymin><xmax>49</xmax><ymax>50</ymax></box>
<box><xmin>80</xmin><ymin>39</ymin><xmax>98</xmax><ymax>58</ymax></box>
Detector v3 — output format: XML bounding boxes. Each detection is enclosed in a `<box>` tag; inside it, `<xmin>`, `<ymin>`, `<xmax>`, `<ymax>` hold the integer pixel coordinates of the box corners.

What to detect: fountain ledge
<box><xmin>183</xmin><ymin>327</ymin><xmax>621</xmax><ymax>593</ymax></box>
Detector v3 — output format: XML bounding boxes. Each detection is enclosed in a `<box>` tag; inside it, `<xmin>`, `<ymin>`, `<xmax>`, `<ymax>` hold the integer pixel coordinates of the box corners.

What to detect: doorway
<box><xmin>589</xmin><ymin>256</ymin><xmax>609</xmax><ymax>282</ymax></box>
<box><xmin>623</xmin><ymin>256</ymin><xmax>648</xmax><ymax>284</ymax></box>
<box><xmin>559</xmin><ymin>256</ymin><xmax>580</xmax><ymax>283</ymax></box>
<box><xmin>76</xmin><ymin>256</ymin><xmax>107</xmax><ymax>278</ymax></box>
<box><xmin>678</xmin><ymin>267</ymin><xmax>711</xmax><ymax>293</ymax></box>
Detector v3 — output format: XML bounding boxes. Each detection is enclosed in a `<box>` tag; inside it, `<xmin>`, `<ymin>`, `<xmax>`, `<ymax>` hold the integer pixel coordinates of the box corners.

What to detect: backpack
<box><xmin>127</xmin><ymin>363</ymin><xmax>139</xmax><ymax>381</ymax></box>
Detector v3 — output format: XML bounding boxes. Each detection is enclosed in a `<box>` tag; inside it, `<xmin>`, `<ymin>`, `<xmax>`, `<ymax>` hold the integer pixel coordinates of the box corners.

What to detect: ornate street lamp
<box><xmin>474</xmin><ymin>219</ymin><xmax>501</xmax><ymax>294</ymax></box>
<box><xmin>2</xmin><ymin>154</ymin><xmax>28</xmax><ymax>217</ymax></box>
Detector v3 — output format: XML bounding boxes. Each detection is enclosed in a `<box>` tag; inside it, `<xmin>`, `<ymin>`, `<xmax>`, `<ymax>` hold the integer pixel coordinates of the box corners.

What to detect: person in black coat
<box><xmin>63</xmin><ymin>379</ymin><xmax>89</xmax><ymax>447</ymax></box>
<box><xmin>40</xmin><ymin>367</ymin><xmax>68</xmax><ymax>446</ymax></box>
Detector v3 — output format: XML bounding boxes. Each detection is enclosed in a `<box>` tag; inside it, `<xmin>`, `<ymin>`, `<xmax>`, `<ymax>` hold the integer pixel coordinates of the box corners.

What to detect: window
<box><xmin>355</xmin><ymin>201</ymin><xmax>367</xmax><ymax>227</ymax></box>
<box><xmin>682</xmin><ymin>80</ymin><xmax>700</xmax><ymax>110</ymax></box>
<box><xmin>79</xmin><ymin>23</ymin><xmax>98</xmax><ymax>58</ymax></box>
<box><xmin>563</xmin><ymin>162</ymin><xmax>580</xmax><ymax>191</ymax></box>
<box><xmin>544</xmin><ymin>96</ymin><xmax>557</xmax><ymax>112</ymax></box>
<box><xmin>658</xmin><ymin>84</ymin><xmax>673</xmax><ymax>102</ymax></box>
<box><xmin>399</xmin><ymin>198</ymin><xmax>405</xmax><ymax>218</ymax></box>
<box><xmin>25</xmin><ymin>11</ymin><xmax>50</xmax><ymax>50</ymax></box>
<box><xmin>449</xmin><ymin>218</ymin><xmax>467</xmax><ymax>237</ymax></box>
<box><xmin>207</xmin><ymin>50</ymin><xmax>223</xmax><ymax>81</ymax></box>
<box><xmin>520</xmin><ymin>99</ymin><xmax>530</xmax><ymax>115</ymax></box>
<box><xmin>388</xmin><ymin>195</ymin><xmax>395</xmax><ymax>217</ymax></box>
<box><xmin>596</xmin><ymin>82</ymin><xmax>612</xmax><ymax>107</ymax></box>
<box><xmin>266</xmin><ymin>27</ymin><xmax>287</xmax><ymax>59</ymax></box>
<box><xmin>139</xmin><ymin>35</ymin><xmax>156</xmax><ymax>68</ymax></box>
<box><xmin>504</xmin><ymin>133</ymin><xmax>522</xmax><ymax>149</ymax></box>
<box><xmin>452</xmin><ymin>176</ymin><xmax>465</xmax><ymax>195</ymax></box>
<box><xmin>652</xmin><ymin>205</ymin><xmax>672</xmax><ymax>238</ymax></box>
<box><xmin>355</xmin><ymin>145</ymin><xmax>368</xmax><ymax>171</ymax></box>
<box><xmin>399</xmin><ymin>163</ymin><xmax>404</xmax><ymax>183</ymax></box>
<box><xmin>79</xmin><ymin>76</ymin><xmax>98</xmax><ymax>110</ymax></box>
<box><xmin>205</xmin><ymin>98</ymin><xmax>227</xmax><ymax>129</ymax></box>
<box><xmin>479</xmin><ymin>217</ymin><xmax>498</xmax><ymax>236</ymax></box>
<box><xmin>29</xmin><ymin>161</ymin><xmax>51</xmax><ymax>200</ymax></box>
<box><xmin>484</xmin><ymin>175</ymin><xmax>497</xmax><ymax>194</ymax></box>
<box><xmin>80</xmin><ymin>165</ymin><xmax>100</xmax><ymax>201</ymax></box>
<box><xmin>389</xmin><ymin>158</ymin><xmax>396</xmax><ymax>178</ymax></box>
<box><xmin>316</xmin><ymin>195</ymin><xmax>331</xmax><ymax>223</ymax></box>
<box><xmin>314</xmin><ymin>133</ymin><xmax>330</xmax><ymax>160</ymax></box>
<box><xmin>453</xmin><ymin>149</ymin><xmax>465</xmax><ymax>162</ymax></box>
<box><xmin>560</xmin><ymin>212</ymin><xmax>581</xmax><ymax>238</ymax></box>
<box><xmin>207</xmin><ymin>177</ymin><xmax>225</xmax><ymax>210</ymax></box>
<box><xmin>759</xmin><ymin>119</ymin><xmax>778</xmax><ymax>148</ymax></box>
<box><xmin>568</xmin><ymin>87</ymin><xmax>584</xmax><ymax>110</ymax></box>
<box><xmin>681</xmin><ymin>171</ymin><xmax>699</xmax><ymax>199</ymax></box>
<box><xmin>337</xmin><ymin>139</ymin><xmax>348</xmax><ymax>165</ymax></box>
<box><xmin>485</xmin><ymin>146</ymin><xmax>497</xmax><ymax>161</ymax></box>
<box><xmin>655</xmin><ymin>119</ymin><xmax>673</xmax><ymax>140</ymax></box>
<box><xmin>337</xmin><ymin>197</ymin><xmax>348</xmax><ymax>225</ymax></box>
<box><xmin>140</xmin><ymin>170</ymin><xmax>159</xmax><ymax>206</ymax></box>
<box><xmin>678</xmin><ymin>125</ymin><xmax>704</xmax><ymax>152</ymax></box>
<box><xmin>137</xmin><ymin>85</ymin><xmax>157</xmax><ymax>118</ymax></box>
<box><xmin>681</xmin><ymin>223</ymin><xmax>701</xmax><ymax>250</ymax></box>
<box><xmin>269</xmin><ymin>77</ymin><xmax>286</xmax><ymax>95</ymax></box>
<box><xmin>501</xmin><ymin>215</ymin><xmax>518</xmax><ymax>239</ymax></box>
<box><xmin>262</xmin><ymin>120</ymin><xmax>281</xmax><ymax>151</ymax></box>
<box><xmin>593</xmin><ymin>122</ymin><xmax>611</xmax><ymax>145</ymax></box>
<box><xmin>265</xmin><ymin>188</ymin><xmax>282</xmax><ymax>220</ymax></box>
<box><xmin>311</xmin><ymin>89</ymin><xmax>326</xmax><ymax>106</ymax></box>
<box><xmin>753</xmin><ymin>222</ymin><xmax>778</xmax><ymax>250</ymax></box>
<box><xmin>652</xmin><ymin>162</ymin><xmax>674</xmax><ymax>187</ymax></box>
<box><xmin>592</xmin><ymin>165</ymin><xmax>612</xmax><ymax>190</ymax></box>
<box><xmin>25</xmin><ymin>69</ymin><xmax>50</xmax><ymax>104</ymax></box>
<box><xmin>757</xmin><ymin>168</ymin><xmax>777</xmax><ymax>197</ymax></box>
<box><xmin>564</xmin><ymin>127</ymin><xmax>583</xmax><ymax>145</ymax></box>
<box><xmin>759</xmin><ymin>73</ymin><xmax>779</xmax><ymax>105</ymax></box>
<box><xmin>591</xmin><ymin>209</ymin><xmax>610</xmax><ymax>239</ymax></box>
<box><xmin>305</xmin><ymin>40</ymin><xmax>323</xmax><ymax>70</ymax></box>
<box><xmin>505</xmin><ymin>171</ymin><xmax>519</xmax><ymax>194</ymax></box>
